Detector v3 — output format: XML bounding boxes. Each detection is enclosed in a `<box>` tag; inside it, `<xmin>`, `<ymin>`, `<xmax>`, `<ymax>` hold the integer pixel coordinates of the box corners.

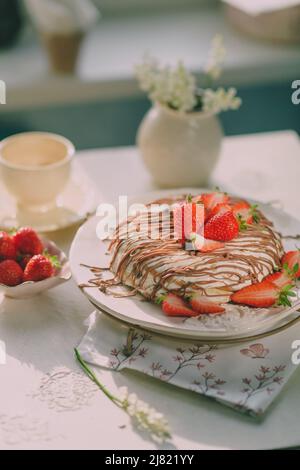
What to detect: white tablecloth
<box><xmin>0</xmin><ymin>130</ymin><xmax>300</xmax><ymax>450</ymax></box>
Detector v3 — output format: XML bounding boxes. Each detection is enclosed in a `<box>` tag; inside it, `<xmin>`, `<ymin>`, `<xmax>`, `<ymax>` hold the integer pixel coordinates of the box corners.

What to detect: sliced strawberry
<box><xmin>204</xmin><ymin>210</ymin><xmax>239</xmax><ymax>242</ymax></box>
<box><xmin>201</xmin><ymin>192</ymin><xmax>229</xmax><ymax>213</ymax></box>
<box><xmin>231</xmin><ymin>280</ymin><xmax>296</xmax><ymax>308</ymax></box>
<box><xmin>159</xmin><ymin>293</ymin><xmax>199</xmax><ymax>317</ymax></box>
<box><xmin>232</xmin><ymin>202</ymin><xmax>251</xmax><ymax>229</ymax></box>
<box><xmin>232</xmin><ymin>201</ymin><xmax>260</xmax><ymax>227</ymax></box>
<box><xmin>198</xmin><ymin>238</ymin><xmax>225</xmax><ymax>253</ymax></box>
<box><xmin>282</xmin><ymin>250</ymin><xmax>300</xmax><ymax>278</ymax></box>
<box><xmin>264</xmin><ymin>270</ymin><xmax>293</xmax><ymax>289</ymax></box>
<box><xmin>206</xmin><ymin>203</ymin><xmax>232</xmax><ymax>221</ymax></box>
<box><xmin>189</xmin><ymin>292</ymin><xmax>225</xmax><ymax>314</ymax></box>
<box><xmin>187</xmin><ymin>233</ymin><xmax>224</xmax><ymax>252</ymax></box>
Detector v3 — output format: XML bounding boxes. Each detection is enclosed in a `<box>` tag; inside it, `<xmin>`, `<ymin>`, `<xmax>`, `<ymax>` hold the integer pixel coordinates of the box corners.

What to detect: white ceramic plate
<box><xmin>70</xmin><ymin>189</ymin><xmax>300</xmax><ymax>340</ymax></box>
<box><xmin>0</xmin><ymin>238</ymin><xmax>71</xmax><ymax>299</ymax></box>
<box><xmin>0</xmin><ymin>161</ymin><xmax>99</xmax><ymax>233</ymax></box>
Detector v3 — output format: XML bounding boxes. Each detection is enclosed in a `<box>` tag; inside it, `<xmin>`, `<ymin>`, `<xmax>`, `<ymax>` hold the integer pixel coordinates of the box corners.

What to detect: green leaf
<box><xmin>155</xmin><ymin>294</ymin><xmax>167</xmax><ymax>305</ymax></box>
<box><xmin>237</xmin><ymin>214</ymin><xmax>248</xmax><ymax>231</ymax></box>
<box><xmin>7</xmin><ymin>227</ymin><xmax>18</xmax><ymax>236</ymax></box>
<box><xmin>293</xmin><ymin>263</ymin><xmax>299</xmax><ymax>274</ymax></box>
<box><xmin>43</xmin><ymin>249</ymin><xmax>61</xmax><ymax>269</ymax></box>
<box><xmin>278</xmin><ymin>284</ymin><xmax>297</xmax><ymax>307</ymax></box>
<box><xmin>186</xmin><ymin>194</ymin><xmax>193</xmax><ymax>203</ymax></box>
<box><xmin>250</xmin><ymin>204</ymin><xmax>260</xmax><ymax>224</ymax></box>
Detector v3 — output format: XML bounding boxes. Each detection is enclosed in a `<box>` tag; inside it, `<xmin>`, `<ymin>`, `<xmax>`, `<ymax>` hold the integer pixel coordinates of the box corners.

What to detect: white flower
<box><xmin>204</xmin><ymin>34</ymin><xmax>226</xmax><ymax>81</ymax></box>
<box><xmin>135</xmin><ymin>54</ymin><xmax>159</xmax><ymax>93</ymax></box>
<box><xmin>75</xmin><ymin>350</ymin><xmax>172</xmax><ymax>444</ymax></box>
<box><xmin>120</xmin><ymin>387</ymin><xmax>171</xmax><ymax>443</ymax></box>
<box><xmin>135</xmin><ymin>56</ymin><xmax>196</xmax><ymax>112</ymax></box>
<box><xmin>202</xmin><ymin>87</ymin><xmax>242</xmax><ymax>114</ymax></box>
<box><xmin>135</xmin><ymin>36</ymin><xmax>241</xmax><ymax>115</ymax></box>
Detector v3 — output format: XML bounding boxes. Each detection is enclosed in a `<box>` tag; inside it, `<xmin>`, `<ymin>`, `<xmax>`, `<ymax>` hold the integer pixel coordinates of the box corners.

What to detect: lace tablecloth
<box><xmin>0</xmin><ymin>131</ymin><xmax>300</xmax><ymax>450</ymax></box>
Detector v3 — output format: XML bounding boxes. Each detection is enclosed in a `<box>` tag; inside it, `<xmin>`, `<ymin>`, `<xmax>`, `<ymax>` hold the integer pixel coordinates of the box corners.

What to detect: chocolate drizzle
<box><xmin>109</xmin><ymin>195</ymin><xmax>284</xmax><ymax>302</ymax></box>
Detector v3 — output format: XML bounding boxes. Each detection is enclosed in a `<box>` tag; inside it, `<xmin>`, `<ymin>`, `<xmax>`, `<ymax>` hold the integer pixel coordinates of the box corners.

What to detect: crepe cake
<box><xmin>108</xmin><ymin>192</ymin><xmax>288</xmax><ymax>314</ymax></box>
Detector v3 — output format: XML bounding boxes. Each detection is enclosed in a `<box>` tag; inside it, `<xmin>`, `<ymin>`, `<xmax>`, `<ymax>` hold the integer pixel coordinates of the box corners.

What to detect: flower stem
<box><xmin>74</xmin><ymin>348</ymin><xmax>122</xmax><ymax>406</ymax></box>
<box><xmin>74</xmin><ymin>349</ymin><xmax>172</xmax><ymax>443</ymax></box>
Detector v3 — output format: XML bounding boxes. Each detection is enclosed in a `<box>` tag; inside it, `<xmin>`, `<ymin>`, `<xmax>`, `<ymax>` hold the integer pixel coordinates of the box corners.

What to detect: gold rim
<box><xmin>89</xmin><ymin>300</ymin><xmax>300</xmax><ymax>345</ymax></box>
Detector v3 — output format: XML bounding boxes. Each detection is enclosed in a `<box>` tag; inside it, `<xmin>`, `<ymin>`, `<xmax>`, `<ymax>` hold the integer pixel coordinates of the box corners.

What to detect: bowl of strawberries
<box><xmin>0</xmin><ymin>227</ymin><xmax>71</xmax><ymax>298</ymax></box>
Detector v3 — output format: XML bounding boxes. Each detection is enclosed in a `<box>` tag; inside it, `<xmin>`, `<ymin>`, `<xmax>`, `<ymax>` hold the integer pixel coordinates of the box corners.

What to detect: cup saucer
<box><xmin>0</xmin><ymin>161</ymin><xmax>100</xmax><ymax>232</ymax></box>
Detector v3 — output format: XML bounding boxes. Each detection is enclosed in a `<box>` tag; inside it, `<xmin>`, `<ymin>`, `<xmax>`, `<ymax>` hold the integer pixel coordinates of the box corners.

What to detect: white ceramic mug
<box><xmin>0</xmin><ymin>132</ymin><xmax>75</xmax><ymax>212</ymax></box>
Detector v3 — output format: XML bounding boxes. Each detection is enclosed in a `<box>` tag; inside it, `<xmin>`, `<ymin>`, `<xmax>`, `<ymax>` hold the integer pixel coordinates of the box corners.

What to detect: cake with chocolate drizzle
<box><xmin>108</xmin><ymin>191</ymin><xmax>298</xmax><ymax>317</ymax></box>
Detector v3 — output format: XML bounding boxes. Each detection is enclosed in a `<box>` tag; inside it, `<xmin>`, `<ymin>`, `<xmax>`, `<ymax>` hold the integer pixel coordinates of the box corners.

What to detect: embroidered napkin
<box><xmin>78</xmin><ymin>311</ymin><xmax>300</xmax><ymax>417</ymax></box>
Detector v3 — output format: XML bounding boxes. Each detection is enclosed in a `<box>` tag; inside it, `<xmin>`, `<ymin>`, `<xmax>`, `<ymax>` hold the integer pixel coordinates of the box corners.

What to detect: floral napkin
<box><xmin>77</xmin><ymin>311</ymin><xmax>300</xmax><ymax>417</ymax></box>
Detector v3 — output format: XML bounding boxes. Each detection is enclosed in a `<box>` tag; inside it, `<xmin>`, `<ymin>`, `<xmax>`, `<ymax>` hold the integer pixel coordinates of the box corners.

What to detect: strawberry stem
<box><xmin>277</xmin><ymin>284</ymin><xmax>297</xmax><ymax>307</ymax></box>
<box><xmin>43</xmin><ymin>249</ymin><xmax>61</xmax><ymax>269</ymax></box>
<box><xmin>250</xmin><ymin>204</ymin><xmax>260</xmax><ymax>223</ymax></box>
<box><xmin>155</xmin><ymin>294</ymin><xmax>167</xmax><ymax>305</ymax></box>
<box><xmin>237</xmin><ymin>214</ymin><xmax>248</xmax><ymax>231</ymax></box>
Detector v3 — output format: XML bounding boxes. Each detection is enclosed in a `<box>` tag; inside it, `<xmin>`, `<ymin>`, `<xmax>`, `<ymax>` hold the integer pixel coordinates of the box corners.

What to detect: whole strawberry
<box><xmin>204</xmin><ymin>210</ymin><xmax>239</xmax><ymax>242</ymax></box>
<box><xmin>0</xmin><ymin>260</ymin><xmax>23</xmax><ymax>286</ymax></box>
<box><xmin>23</xmin><ymin>254</ymin><xmax>56</xmax><ymax>282</ymax></box>
<box><xmin>13</xmin><ymin>227</ymin><xmax>43</xmax><ymax>256</ymax></box>
<box><xmin>0</xmin><ymin>231</ymin><xmax>17</xmax><ymax>260</ymax></box>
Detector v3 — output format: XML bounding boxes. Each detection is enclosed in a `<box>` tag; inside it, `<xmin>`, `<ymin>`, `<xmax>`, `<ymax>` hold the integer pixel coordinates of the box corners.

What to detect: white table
<box><xmin>0</xmin><ymin>130</ymin><xmax>300</xmax><ymax>450</ymax></box>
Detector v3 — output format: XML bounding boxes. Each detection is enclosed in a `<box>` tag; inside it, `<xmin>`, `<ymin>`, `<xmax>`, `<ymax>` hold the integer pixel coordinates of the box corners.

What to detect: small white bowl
<box><xmin>0</xmin><ymin>238</ymin><xmax>71</xmax><ymax>299</ymax></box>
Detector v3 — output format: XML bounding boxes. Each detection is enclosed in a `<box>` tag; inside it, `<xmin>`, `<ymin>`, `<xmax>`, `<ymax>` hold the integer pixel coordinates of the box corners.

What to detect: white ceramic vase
<box><xmin>137</xmin><ymin>104</ymin><xmax>223</xmax><ymax>188</ymax></box>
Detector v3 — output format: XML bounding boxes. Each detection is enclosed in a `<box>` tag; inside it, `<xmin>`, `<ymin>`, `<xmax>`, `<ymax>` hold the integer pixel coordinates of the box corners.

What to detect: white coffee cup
<box><xmin>0</xmin><ymin>132</ymin><xmax>75</xmax><ymax>212</ymax></box>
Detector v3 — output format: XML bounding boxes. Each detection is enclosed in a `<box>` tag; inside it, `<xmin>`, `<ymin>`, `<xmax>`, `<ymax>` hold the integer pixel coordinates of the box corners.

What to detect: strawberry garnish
<box><xmin>204</xmin><ymin>210</ymin><xmax>239</xmax><ymax>242</ymax></box>
<box><xmin>0</xmin><ymin>231</ymin><xmax>17</xmax><ymax>260</ymax></box>
<box><xmin>0</xmin><ymin>260</ymin><xmax>23</xmax><ymax>286</ymax></box>
<box><xmin>281</xmin><ymin>250</ymin><xmax>300</xmax><ymax>278</ymax></box>
<box><xmin>264</xmin><ymin>271</ymin><xmax>291</xmax><ymax>289</ymax></box>
<box><xmin>231</xmin><ymin>280</ymin><xmax>296</xmax><ymax>308</ymax></box>
<box><xmin>206</xmin><ymin>203</ymin><xmax>232</xmax><ymax>221</ymax></box>
<box><xmin>232</xmin><ymin>201</ymin><xmax>260</xmax><ymax>228</ymax></box>
<box><xmin>188</xmin><ymin>233</ymin><xmax>224</xmax><ymax>252</ymax></box>
<box><xmin>199</xmin><ymin>239</ymin><xmax>225</xmax><ymax>253</ymax></box>
<box><xmin>189</xmin><ymin>292</ymin><xmax>225</xmax><ymax>314</ymax></box>
<box><xmin>264</xmin><ymin>264</ymin><xmax>296</xmax><ymax>289</ymax></box>
<box><xmin>13</xmin><ymin>227</ymin><xmax>43</xmax><ymax>256</ymax></box>
<box><xmin>158</xmin><ymin>293</ymin><xmax>198</xmax><ymax>317</ymax></box>
<box><xmin>201</xmin><ymin>191</ymin><xmax>229</xmax><ymax>213</ymax></box>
